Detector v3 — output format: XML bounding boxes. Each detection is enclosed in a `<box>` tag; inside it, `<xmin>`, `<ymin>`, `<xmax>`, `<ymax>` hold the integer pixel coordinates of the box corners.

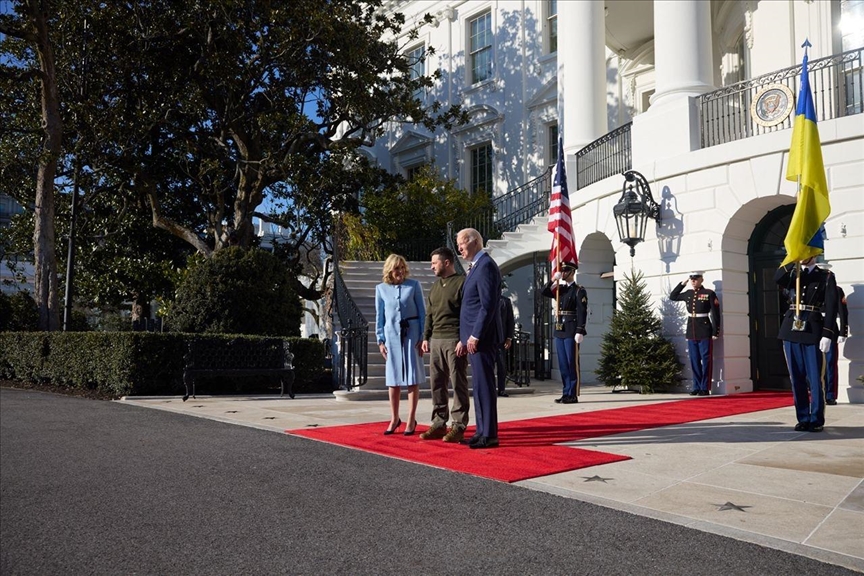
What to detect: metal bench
<box><xmin>182</xmin><ymin>337</ymin><xmax>295</xmax><ymax>401</ymax></box>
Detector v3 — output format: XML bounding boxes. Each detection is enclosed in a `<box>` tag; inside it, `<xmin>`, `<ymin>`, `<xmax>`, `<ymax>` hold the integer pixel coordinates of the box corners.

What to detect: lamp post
<box><xmin>613</xmin><ymin>170</ymin><xmax>662</xmax><ymax>257</ymax></box>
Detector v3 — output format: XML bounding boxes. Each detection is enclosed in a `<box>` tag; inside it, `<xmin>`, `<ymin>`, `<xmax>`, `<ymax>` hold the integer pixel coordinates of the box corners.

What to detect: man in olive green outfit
<box><xmin>420</xmin><ymin>247</ymin><xmax>469</xmax><ymax>443</ymax></box>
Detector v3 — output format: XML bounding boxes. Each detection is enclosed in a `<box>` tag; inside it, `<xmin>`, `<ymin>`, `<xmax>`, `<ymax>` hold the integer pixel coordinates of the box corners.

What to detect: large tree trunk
<box><xmin>29</xmin><ymin>0</ymin><xmax>62</xmax><ymax>331</ymax></box>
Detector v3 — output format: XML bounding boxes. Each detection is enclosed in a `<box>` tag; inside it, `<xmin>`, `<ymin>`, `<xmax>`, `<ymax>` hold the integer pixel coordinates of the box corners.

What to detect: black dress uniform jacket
<box><xmin>826</xmin><ymin>282</ymin><xmax>849</xmax><ymax>343</ymax></box>
<box><xmin>541</xmin><ymin>280</ymin><xmax>587</xmax><ymax>338</ymax></box>
<box><xmin>774</xmin><ymin>264</ymin><xmax>838</xmax><ymax>344</ymax></box>
<box><xmin>670</xmin><ymin>283</ymin><xmax>720</xmax><ymax>340</ymax></box>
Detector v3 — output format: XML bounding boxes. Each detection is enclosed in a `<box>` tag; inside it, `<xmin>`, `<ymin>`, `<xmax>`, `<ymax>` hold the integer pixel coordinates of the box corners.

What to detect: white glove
<box><xmin>838</xmin><ymin>336</ymin><xmax>846</xmax><ymax>344</ymax></box>
<box><xmin>574</xmin><ymin>333</ymin><xmax>584</xmax><ymax>344</ymax></box>
<box><xmin>819</xmin><ymin>337</ymin><xmax>831</xmax><ymax>354</ymax></box>
<box><xmin>553</xmin><ymin>271</ymin><xmax>562</xmax><ymax>281</ymax></box>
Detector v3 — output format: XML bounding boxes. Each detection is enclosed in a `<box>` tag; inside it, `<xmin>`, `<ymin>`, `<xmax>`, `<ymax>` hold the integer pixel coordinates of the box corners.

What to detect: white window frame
<box><xmin>406</xmin><ymin>43</ymin><xmax>426</xmax><ymax>100</ymax></box>
<box><xmin>469</xmin><ymin>142</ymin><xmax>493</xmax><ymax>196</ymax></box>
<box><xmin>546</xmin><ymin>0</ymin><xmax>558</xmax><ymax>55</ymax></box>
<box><xmin>468</xmin><ymin>11</ymin><xmax>493</xmax><ymax>85</ymax></box>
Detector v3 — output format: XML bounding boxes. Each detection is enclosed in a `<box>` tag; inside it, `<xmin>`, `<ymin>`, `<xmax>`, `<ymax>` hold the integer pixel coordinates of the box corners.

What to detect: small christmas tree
<box><xmin>597</xmin><ymin>269</ymin><xmax>682</xmax><ymax>393</ymax></box>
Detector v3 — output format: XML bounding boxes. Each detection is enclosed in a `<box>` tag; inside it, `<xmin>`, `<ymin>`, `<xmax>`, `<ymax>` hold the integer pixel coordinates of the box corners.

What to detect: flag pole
<box><xmin>555</xmin><ymin>229</ymin><xmax>561</xmax><ymax>318</ymax></box>
<box><xmin>792</xmin><ymin>176</ymin><xmax>803</xmax><ymax>331</ymax></box>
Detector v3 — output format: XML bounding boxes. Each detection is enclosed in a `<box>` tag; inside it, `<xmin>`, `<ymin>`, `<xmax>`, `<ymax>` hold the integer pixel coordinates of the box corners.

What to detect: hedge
<box><xmin>0</xmin><ymin>332</ymin><xmax>329</xmax><ymax>398</ymax></box>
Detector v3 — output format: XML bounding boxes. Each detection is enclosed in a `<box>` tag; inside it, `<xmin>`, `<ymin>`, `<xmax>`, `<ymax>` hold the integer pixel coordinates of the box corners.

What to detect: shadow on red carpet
<box><xmin>286</xmin><ymin>392</ymin><xmax>790</xmax><ymax>483</ymax></box>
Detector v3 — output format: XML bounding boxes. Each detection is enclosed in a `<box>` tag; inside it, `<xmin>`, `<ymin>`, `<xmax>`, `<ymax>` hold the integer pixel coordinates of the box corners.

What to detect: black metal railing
<box><xmin>446</xmin><ymin>167</ymin><xmax>553</xmax><ymax>272</ymax></box>
<box><xmin>575</xmin><ymin>122</ymin><xmax>632</xmax><ymax>190</ymax></box>
<box><xmin>699</xmin><ymin>46</ymin><xmax>864</xmax><ymax>148</ymax></box>
<box><xmin>507</xmin><ymin>324</ymin><xmax>532</xmax><ymax>387</ymax></box>
<box><xmin>332</xmin><ymin>217</ymin><xmax>369</xmax><ymax>391</ymax></box>
<box><xmin>333</xmin><ymin>269</ymin><xmax>368</xmax><ymax>391</ymax></box>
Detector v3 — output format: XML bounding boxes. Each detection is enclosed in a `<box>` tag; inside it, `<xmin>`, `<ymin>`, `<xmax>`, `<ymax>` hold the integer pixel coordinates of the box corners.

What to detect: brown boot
<box><xmin>420</xmin><ymin>426</ymin><xmax>447</xmax><ymax>440</ymax></box>
<box><xmin>442</xmin><ymin>427</ymin><xmax>465</xmax><ymax>443</ymax></box>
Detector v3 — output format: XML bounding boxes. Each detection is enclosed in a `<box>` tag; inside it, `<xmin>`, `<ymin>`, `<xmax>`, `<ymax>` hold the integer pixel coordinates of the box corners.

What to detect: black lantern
<box><xmin>613</xmin><ymin>170</ymin><xmax>662</xmax><ymax>257</ymax></box>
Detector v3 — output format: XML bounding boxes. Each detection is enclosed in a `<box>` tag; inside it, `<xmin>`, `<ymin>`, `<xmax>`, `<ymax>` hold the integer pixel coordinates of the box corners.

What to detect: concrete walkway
<box><xmin>121</xmin><ymin>383</ymin><xmax>864</xmax><ymax>572</ymax></box>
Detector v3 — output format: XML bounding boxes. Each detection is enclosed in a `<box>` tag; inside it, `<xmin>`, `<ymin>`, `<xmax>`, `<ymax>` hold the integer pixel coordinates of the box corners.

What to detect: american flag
<box><xmin>547</xmin><ymin>137</ymin><xmax>577</xmax><ymax>277</ymax></box>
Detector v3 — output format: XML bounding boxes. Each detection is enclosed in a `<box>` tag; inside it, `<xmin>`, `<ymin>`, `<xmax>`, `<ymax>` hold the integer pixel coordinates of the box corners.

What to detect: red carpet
<box><xmin>286</xmin><ymin>391</ymin><xmax>791</xmax><ymax>483</ymax></box>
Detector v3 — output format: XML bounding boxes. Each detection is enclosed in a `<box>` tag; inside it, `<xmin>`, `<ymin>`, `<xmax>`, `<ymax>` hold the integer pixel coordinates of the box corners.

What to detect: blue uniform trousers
<box><xmin>825</xmin><ymin>341</ymin><xmax>839</xmax><ymax>402</ymax></box>
<box><xmin>782</xmin><ymin>340</ymin><xmax>825</xmax><ymax>427</ymax></box>
<box><xmin>687</xmin><ymin>339</ymin><xmax>713</xmax><ymax>392</ymax></box>
<box><xmin>554</xmin><ymin>335</ymin><xmax>580</xmax><ymax>397</ymax></box>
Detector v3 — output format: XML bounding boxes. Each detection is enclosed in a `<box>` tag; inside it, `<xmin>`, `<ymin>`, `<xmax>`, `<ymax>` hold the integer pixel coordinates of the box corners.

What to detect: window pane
<box><xmin>549</xmin><ymin>124</ymin><xmax>559</xmax><ymax>166</ymax></box>
<box><xmin>471</xmin><ymin>144</ymin><xmax>493</xmax><ymax>196</ymax></box>
<box><xmin>549</xmin><ymin>0</ymin><xmax>558</xmax><ymax>54</ymax></box>
<box><xmin>470</xmin><ymin>12</ymin><xmax>492</xmax><ymax>83</ymax></box>
<box><xmin>408</xmin><ymin>45</ymin><xmax>424</xmax><ymax>81</ymax></box>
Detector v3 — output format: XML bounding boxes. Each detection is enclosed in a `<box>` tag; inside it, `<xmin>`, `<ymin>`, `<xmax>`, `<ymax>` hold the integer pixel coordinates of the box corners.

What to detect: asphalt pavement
<box><xmin>1</xmin><ymin>387</ymin><xmax>860</xmax><ymax>575</ymax></box>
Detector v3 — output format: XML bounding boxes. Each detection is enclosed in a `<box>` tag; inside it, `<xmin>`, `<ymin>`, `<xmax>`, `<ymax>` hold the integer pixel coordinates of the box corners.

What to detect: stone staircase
<box><xmin>484</xmin><ymin>216</ymin><xmax>550</xmax><ymax>266</ymax></box>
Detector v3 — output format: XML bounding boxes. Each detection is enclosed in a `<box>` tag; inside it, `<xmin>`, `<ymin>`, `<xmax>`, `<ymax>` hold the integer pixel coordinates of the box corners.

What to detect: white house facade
<box><xmin>361</xmin><ymin>0</ymin><xmax>863</xmax><ymax>402</ymax></box>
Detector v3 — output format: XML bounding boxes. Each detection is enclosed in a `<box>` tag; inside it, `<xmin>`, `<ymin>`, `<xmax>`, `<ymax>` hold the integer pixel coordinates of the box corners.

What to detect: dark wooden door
<box><xmin>749</xmin><ymin>205</ymin><xmax>794</xmax><ymax>390</ymax></box>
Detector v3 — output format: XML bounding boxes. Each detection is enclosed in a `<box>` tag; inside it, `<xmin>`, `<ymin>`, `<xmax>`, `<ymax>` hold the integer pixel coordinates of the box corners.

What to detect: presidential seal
<box><xmin>751</xmin><ymin>84</ymin><xmax>795</xmax><ymax>127</ymax></box>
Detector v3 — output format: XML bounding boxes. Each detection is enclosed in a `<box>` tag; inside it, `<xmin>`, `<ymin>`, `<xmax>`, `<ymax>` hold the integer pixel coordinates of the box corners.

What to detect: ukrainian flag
<box><xmin>782</xmin><ymin>43</ymin><xmax>831</xmax><ymax>266</ymax></box>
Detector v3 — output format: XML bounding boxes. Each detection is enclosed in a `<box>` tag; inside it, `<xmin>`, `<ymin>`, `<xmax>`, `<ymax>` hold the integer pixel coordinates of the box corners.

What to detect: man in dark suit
<box><xmin>775</xmin><ymin>257</ymin><xmax>837</xmax><ymax>432</ymax></box>
<box><xmin>455</xmin><ymin>228</ymin><xmax>502</xmax><ymax>449</ymax></box>
<box><xmin>541</xmin><ymin>262</ymin><xmax>587</xmax><ymax>404</ymax></box>
<box><xmin>670</xmin><ymin>271</ymin><xmax>721</xmax><ymax>396</ymax></box>
<box><xmin>817</xmin><ymin>262</ymin><xmax>849</xmax><ymax>406</ymax></box>
<box><xmin>496</xmin><ymin>287</ymin><xmax>515</xmax><ymax>397</ymax></box>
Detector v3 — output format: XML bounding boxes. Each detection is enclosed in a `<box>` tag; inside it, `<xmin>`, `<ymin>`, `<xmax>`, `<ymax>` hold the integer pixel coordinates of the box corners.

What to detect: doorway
<box><xmin>748</xmin><ymin>205</ymin><xmax>794</xmax><ymax>390</ymax></box>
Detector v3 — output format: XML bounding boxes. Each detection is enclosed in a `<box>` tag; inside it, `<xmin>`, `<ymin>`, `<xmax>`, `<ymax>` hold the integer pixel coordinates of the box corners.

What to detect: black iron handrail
<box><xmin>446</xmin><ymin>167</ymin><xmax>553</xmax><ymax>271</ymax></box>
<box><xmin>507</xmin><ymin>325</ymin><xmax>532</xmax><ymax>387</ymax></box>
<box><xmin>575</xmin><ymin>122</ymin><xmax>632</xmax><ymax>190</ymax></box>
<box><xmin>699</xmin><ymin>46</ymin><xmax>864</xmax><ymax>148</ymax></box>
<box><xmin>332</xmin><ymin>216</ymin><xmax>368</xmax><ymax>391</ymax></box>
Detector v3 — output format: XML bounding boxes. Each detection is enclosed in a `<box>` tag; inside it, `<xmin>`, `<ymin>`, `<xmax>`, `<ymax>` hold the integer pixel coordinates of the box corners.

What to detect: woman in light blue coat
<box><xmin>376</xmin><ymin>254</ymin><xmax>426</xmax><ymax>435</ymax></box>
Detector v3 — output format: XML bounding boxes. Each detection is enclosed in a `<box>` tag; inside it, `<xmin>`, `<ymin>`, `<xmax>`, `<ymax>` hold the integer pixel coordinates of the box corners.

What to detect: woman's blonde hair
<box><xmin>382</xmin><ymin>254</ymin><xmax>409</xmax><ymax>284</ymax></box>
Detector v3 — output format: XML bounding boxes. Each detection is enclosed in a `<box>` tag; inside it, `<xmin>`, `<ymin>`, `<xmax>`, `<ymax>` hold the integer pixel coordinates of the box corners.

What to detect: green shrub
<box><xmin>0</xmin><ymin>291</ymin><xmax>39</xmax><ymax>331</ymax></box>
<box><xmin>0</xmin><ymin>332</ymin><xmax>326</xmax><ymax>397</ymax></box>
<box><xmin>168</xmin><ymin>247</ymin><xmax>302</xmax><ymax>337</ymax></box>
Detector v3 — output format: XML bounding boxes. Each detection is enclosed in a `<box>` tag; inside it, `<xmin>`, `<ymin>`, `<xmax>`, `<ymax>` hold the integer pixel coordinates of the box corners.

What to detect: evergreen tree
<box><xmin>597</xmin><ymin>269</ymin><xmax>682</xmax><ymax>393</ymax></box>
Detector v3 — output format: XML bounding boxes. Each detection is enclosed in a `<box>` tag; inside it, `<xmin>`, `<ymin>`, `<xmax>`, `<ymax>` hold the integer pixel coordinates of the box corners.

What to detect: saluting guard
<box><xmin>775</xmin><ymin>256</ymin><xmax>838</xmax><ymax>432</ymax></box>
<box><xmin>670</xmin><ymin>271</ymin><xmax>721</xmax><ymax>396</ymax></box>
<box><xmin>541</xmin><ymin>261</ymin><xmax>588</xmax><ymax>404</ymax></box>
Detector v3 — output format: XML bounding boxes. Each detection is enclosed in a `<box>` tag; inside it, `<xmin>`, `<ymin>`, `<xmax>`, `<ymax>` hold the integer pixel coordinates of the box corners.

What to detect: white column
<box><xmin>651</xmin><ymin>0</ymin><xmax>714</xmax><ymax>107</ymax></box>
<box><xmin>632</xmin><ymin>0</ymin><xmax>715</xmax><ymax>164</ymax></box>
<box><xmin>558</xmin><ymin>0</ymin><xmax>607</xmax><ymax>156</ymax></box>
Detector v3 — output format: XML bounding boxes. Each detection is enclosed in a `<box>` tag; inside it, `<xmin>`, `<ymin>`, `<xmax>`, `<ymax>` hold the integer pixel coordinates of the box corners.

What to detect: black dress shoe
<box><xmin>460</xmin><ymin>434</ymin><xmax>482</xmax><ymax>445</ymax></box>
<box><xmin>826</xmin><ymin>399</ymin><xmax>837</xmax><ymax>405</ymax></box>
<box><xmin>794</xmin><ymin>422</ymin><xmax>809</xmax><ymax>432</ymax></box>
<box><xmin>498</xmin><ymin>391</ymin><xmax>509</xmax><ymax>397</ymax></box>
<box><xmin>809</xmin><ymin>425</ymin><xmax>824</xmax><ymax>432</ymax></box>
<box><xmin>561</xmin><ymin>395</ymin><xmax>578</xmax><ymax>404</ymax></box>
<box><xmin>554</xmin><ymin>395</ymin><xmax>566</xmax><ymax>404</ymax></box>
<box><xmin>689</xmin><ymin>390</ymin><xmax>699</xmax><ymax>396</ymax></box>
<box><xmin>697</xmin><ymin>390</ymin><xmax>709</xmax><ymax>396</ymax></box>
<box><xmin>469</xmin><ymin>437</ymin><xmax>499</xmax><ymax>449</ymax></box>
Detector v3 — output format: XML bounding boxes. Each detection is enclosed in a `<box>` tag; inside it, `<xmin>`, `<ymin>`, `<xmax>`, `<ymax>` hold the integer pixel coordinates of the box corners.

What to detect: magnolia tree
<box><xmin>1</xmin><ymin>0</ymin><xmax>465</xmax><ymax>327</ymax></box>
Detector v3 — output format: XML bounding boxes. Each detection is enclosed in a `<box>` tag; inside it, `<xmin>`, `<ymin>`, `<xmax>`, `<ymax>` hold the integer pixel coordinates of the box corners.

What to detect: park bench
<box><xmin>183</xmin><ymin>337</ymin><xmax>295</xmax><ymax>401</ymax></box>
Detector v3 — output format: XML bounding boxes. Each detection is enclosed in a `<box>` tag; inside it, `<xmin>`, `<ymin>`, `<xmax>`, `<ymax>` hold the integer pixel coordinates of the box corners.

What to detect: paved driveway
<box><xmin>1</xmin><ymin>388</ymin><xmax>858</xmax><ymax>575</ymax></box>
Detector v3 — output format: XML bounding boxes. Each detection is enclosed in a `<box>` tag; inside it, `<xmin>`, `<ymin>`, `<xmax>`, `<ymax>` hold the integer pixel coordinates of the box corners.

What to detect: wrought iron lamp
<box><xmin>613</xmin><ymin>170</ymin><xmax>662</xmax><ymax>257</ymax></box>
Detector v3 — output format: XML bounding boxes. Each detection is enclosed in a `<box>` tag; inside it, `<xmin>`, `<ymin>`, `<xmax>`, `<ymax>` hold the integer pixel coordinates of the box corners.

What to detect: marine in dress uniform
<box><xmin>541</xmin><ymin>262</ymin><xmax>587</xmax><ymax>404</ymax></box>
<box><xmin>775</xmin><ymin>257</ymin><xmax>838</xmax><ymax>432</ymax></box>
<box><xmin>818</xmin><ymin>263</ymin><xmax>849</xmax><ymax>406</ymax></box>
<box><xmin>670</xmin><ymin>271</ymin><xmax>721</xmax><ymax>396</ymax></box>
